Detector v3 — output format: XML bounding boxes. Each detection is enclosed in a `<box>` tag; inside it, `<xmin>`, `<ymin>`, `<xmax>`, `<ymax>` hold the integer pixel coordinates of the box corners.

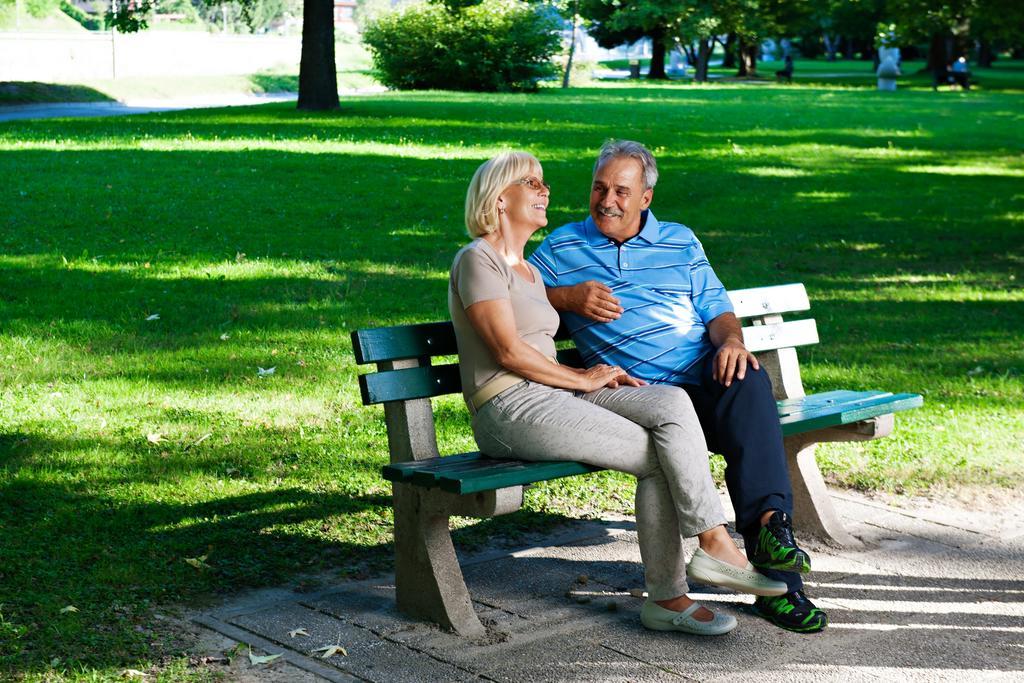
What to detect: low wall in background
<box><xmin>0</xmin><ymin>31</ymin><xmax>301</xmax><ymax>80</ymax></box>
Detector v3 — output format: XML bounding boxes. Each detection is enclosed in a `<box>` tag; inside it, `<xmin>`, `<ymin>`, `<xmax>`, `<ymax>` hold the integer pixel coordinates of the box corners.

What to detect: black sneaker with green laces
<box><xmin>753</xmin><ymin>590</ymin><xmax>828</xmax><ymax>633</ymax></box>
<box><xmin>750</xmin><ymin>510</ymin><xmax>811</xmax><ymax>573</ymax></box>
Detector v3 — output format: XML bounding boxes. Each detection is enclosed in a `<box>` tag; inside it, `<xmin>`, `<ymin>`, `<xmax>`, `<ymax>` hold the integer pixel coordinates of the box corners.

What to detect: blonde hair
<box><xmin>464</xmin><ymin>151</ymin><xmax>541</xmax><ymax>237</ymax></box>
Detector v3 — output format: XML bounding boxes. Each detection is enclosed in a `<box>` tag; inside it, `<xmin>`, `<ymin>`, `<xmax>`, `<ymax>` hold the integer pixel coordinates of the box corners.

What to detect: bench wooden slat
<box><xmin>779</xmin><ymin>392</ymin><xmax>923</xmax><ymax>435</ymax></box>
<box><xmin>729</xmin><ymin>283</ymin><xmax>810</xmax><ymax>318</ymax></box>
<box><xmin>382</xmin><ymin>452</ymin><xmax>482</xmax><ymax>482</ymax></box>
<box><xmin>413</xmin><ymin>458</ymin><xmax>595</xmax><ymax>491</ymax></box>
<box><xmin>383</xmin><ymin>455</ymin><xmax>601</xmax><ymax>495</ymax></box>
<box><xmin>742</xmin><ymin>319</ymin><xmax>819</xmax><ymax>353</ymax></box>
<box><xmin>449</xmin><ymin>461</ymin><xmax>602</xmax><ymax>494</ymax></box>
<box><xmin>777</xmin><ymin>389</ymin><xmax>883</xmax><ymax>415</ymax></box>
<box><xmin>352</xmin><ymin>322</ymin><xmax>458</xmax><ymax>364</ymax></box>
<box><xmin>381</xmin><ymin>389</ymin><xmax>922</xmax><ymax>494</ymax></box>
<box><xmin>359</xmin><ymin>363</ymin><xmax>462</xmax><ymax>404</ymax></box>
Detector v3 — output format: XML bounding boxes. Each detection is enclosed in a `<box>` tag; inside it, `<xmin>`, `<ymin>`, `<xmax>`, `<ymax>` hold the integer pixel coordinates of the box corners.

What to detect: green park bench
<box><xmin>351</xmin><ymin>283</ymin><xmax>922</xmax><ymax>636</ymax></box>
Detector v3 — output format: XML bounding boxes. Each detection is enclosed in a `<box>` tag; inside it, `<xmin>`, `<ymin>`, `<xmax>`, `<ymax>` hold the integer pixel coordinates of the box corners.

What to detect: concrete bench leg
<box><xmin>393</xmin><ymin>485</ymin><xmax>485</xmax><ymax>637</ymax></box>
<box><xmin>784</xmin><ymin>436</ymin><xmax>863</xmax><ymax>548</ymax></box>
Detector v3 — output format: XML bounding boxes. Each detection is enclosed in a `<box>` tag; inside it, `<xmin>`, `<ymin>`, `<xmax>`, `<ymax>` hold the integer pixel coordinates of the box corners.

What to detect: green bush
<box><xmin>61</xmin><ymin>0</ymin><xmax>106</xmax><ymax>30</ymax></box>
<box><xmin>363</xmin><ymin>0</ymin><xmax>561</xmax><ymax>92</ymax></box>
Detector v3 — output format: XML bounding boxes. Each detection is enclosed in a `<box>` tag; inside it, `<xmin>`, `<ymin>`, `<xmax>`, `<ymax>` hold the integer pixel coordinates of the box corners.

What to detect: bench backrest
<box><xmin>352</xmin><ymin>283</ymin><xmax>816</xmax><ymax>462</ymax></box>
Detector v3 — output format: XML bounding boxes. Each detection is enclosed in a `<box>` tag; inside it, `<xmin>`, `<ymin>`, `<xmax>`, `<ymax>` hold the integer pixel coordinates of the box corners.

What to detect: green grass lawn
<box><xmin>1</xmin><ymin>80</ymin><xmax>1022</xmax><ymax>679</ymax></box>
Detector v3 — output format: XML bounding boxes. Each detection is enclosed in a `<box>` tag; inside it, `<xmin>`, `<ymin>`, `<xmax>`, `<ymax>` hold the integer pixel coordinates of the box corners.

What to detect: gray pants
<box><xmin>472</xmin><ymin>381</ymin><xmax>728</xmax><ymax>600</ymax></box>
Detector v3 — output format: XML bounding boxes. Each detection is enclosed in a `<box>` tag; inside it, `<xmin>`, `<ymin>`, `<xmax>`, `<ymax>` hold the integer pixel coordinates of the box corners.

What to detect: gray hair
<box><xmin>593</xmin><ymin>140</ymin><xmax>658</xmax><ymax>190</ymax></box>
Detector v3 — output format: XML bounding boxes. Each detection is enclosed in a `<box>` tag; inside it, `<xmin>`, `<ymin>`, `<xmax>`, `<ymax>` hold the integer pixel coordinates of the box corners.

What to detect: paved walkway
<box><xmin>0</xmin><ymin>93</ymin><xmax>298</xmax><ymax>122</ymax></box>
<box><xmin>192</xmin><ymin>490</ymin><xmax>1024</xmax><ymax>681</ymax></box>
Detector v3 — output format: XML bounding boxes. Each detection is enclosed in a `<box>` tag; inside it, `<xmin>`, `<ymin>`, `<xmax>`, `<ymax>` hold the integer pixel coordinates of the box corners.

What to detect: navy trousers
<box><xmin>683</xmin><ymin>355</ymin><xmax>802</xmax><ymax>594</ymax></box>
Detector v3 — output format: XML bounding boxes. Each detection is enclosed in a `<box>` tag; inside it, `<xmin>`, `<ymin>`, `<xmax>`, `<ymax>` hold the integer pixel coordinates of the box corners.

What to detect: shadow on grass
<box><xmin>0</xmin><ymin>465</ymin><xmax>578</xmax><ymax>673</ymax></box>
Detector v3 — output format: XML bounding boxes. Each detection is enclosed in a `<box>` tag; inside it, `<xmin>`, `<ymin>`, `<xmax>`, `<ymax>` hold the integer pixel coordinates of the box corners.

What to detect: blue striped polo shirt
<box><xmin>528</xmin><ymin>211</ymin><xmax>733</xmax><ymax>386</ymax></box>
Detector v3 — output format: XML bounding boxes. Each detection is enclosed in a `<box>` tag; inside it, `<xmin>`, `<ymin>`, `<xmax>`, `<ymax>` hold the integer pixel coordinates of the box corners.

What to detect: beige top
<box><xmin>448</xmin><ymin>238</ymin><xmax>560</xmax><ymax>403</ymax></box>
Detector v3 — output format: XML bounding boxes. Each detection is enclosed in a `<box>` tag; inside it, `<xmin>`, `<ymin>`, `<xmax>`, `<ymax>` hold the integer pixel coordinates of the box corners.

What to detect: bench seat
<box><xmin>382</xmin><ymin>389</ymin><xmax>922</xmax><ymax>496</ymax></box>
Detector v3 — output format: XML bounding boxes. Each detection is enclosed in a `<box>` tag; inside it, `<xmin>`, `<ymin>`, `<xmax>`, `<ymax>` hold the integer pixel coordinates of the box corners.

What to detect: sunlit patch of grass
<box><xmin>742</xmin><ymin>166</ymin><xmax>812</xmax><ymax>177</ymax></box>
<box><xmin>795</xmin><ymin>191</ymin><xmax>852</xmax><ymax>201</ymax></box>
<box><xmin>899</xmin><ymin>164</ymin><xmax>1024</xmax><ymax>177</ymax></box>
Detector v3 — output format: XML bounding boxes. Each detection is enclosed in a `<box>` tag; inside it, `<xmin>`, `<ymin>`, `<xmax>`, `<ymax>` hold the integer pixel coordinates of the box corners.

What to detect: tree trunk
<box><xmin>297</xmin><ymin>0</ymin><xmax>339</xmax><ymax>111</ymax></box>
<box><xmin>926</xmin><ymin>32</ymin><xmax>949</xmax><ymax>72</ymax></box>
<box><xmin>647</xmin><ymin>34</ymin><xmax>668</xmax><ymax>79</ymax></box>
<box><xmin>694</xmin><ymin>37</ymin><xmax>711</xmax><ymax>83</ymax></box>
<box><xmin>823</xmin><ymin>33</ymin><xmax>838</xmax><ymax>61</ymax></box>
<box><xmin>562</xmin><ymin>13</ymin><xmax>578</xmax><ymax>88</ymax></box>
<box><xmin>737</xmin><ymin>38</ymin><xmax>758</xmax><ymax>76</ymax></box>
<box><xmin>976</xmin><ymin>40</ymin><xmax>994</xmax><ymax>68</ymax></box>
<box><xmin>722</xmin><ymin>32</ymin><xmax>736</xmax><ymax>68</ymax></box>
<box><xmin>682</xmin><ymin>42</ymin><xmax>697</xmax><ymax>70</ymax></box>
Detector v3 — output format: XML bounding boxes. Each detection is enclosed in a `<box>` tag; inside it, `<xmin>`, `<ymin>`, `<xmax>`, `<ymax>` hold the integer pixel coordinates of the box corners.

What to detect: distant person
<box><xmin>951</xmin><ymin>56</ymin><xmax>971</xmax><ymax>90</ymax></box>
<box><xmin>775</xmin><ymin>54</ymin><xmax>794</xmax><ymax>83</ymax></box>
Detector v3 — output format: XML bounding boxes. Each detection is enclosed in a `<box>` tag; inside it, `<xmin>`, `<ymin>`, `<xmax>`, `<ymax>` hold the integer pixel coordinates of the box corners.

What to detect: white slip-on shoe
<box><xmin>686</xmin><ymin>548</ymin><xmax>789</xmax><ymax>597</ymax></box>
<box><xmin>640</xmin><ymin>599</ymin><xmax>737</xmax><ymax>636</ymax></box>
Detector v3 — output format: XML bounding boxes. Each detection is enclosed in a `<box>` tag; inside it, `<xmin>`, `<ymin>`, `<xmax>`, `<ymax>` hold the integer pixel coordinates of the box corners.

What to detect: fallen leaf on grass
<box><xmin>247</xmin><ymin>649</ymin><xmax>282</xmax><ymax>666</ymax></box>
<box><xmin>146</xmin><ymin>433</ymin><xmax>164</xmax><ymax>444</ymax></box>
<box><xmin>184</xmin><ymin>555</ymin><xmax>210</xmax><ymax>570</ymax></box>
<box><xmin>312</xmin><ymin>645</ymin><xmax>347</xmax><ymax>659</ymax></box>
<box><xmin>288</xmin><ymin>628</ymin><xmax>309</xmax><ymax>638</ymax></box>
<box><xmin>121</xmin><ymin>669</ymin><xmax>149</xmax><ymax>679</ymax></box>
<box><xmin>60</xmin><ymin>605</ymin><xmax>79</xmax><ymax>613</ymax></box>
<box><xmin>257</xmin><ymin>366</ymin><xmax>276</xmax><ymax>377</ymax></box>
<box><xmin>145</xmin><ymin>314</ymin><xmax>160</xmax><ymax>321</ymax></box>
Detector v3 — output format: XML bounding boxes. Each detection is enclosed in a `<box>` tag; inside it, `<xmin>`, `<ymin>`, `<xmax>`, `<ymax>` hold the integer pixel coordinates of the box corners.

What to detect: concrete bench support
<box><xmin>382</xmin><ymin>357</ymin><xmax>523</xmax><ymax>636</ymax></box>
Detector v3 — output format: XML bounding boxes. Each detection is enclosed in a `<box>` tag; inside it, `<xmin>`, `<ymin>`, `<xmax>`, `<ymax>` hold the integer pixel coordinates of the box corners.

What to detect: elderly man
<box><xmin>528</xmin><ymin>140</ymin><xmax>827</xmax><ymax>633</ymax></box>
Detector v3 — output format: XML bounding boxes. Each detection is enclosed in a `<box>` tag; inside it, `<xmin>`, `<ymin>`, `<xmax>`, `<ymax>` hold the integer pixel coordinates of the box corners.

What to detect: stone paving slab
<box><xmin>194</xmin><ymin>490</ymin><xmax>1024</xmax><ymax>681</ymax></box>
<box><xmin>227</xmin><ymin>602</ymin><xmax>476</xmax><ymax>682</ymax></box>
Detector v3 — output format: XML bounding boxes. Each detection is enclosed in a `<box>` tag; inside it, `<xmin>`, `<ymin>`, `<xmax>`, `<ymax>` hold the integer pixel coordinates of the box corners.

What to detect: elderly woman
<box><xmin>448</xmin><ymin>151</ymin><xmax>787</xmax><ymax>636</ymax></box>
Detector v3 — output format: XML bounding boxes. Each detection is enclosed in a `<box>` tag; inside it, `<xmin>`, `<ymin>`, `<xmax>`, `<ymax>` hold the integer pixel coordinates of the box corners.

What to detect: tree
<box><xmin>579</xmin><ymin>0</ymin><xmax>685</xmax><ymax>79</ymax></box>
<box><xmin>885</xmin><ymin>0</ymin><xmax>979</xmax><ymax>70</ymax></box>
<box><xmin>677</xmin><ymin>7</ymin><xmax>722</xmax><ymax>82</ymax></box>
<box><xmin>970</xmin><ymin>0</ymin><xmax>1024</xmax><ymax>66</ymax></box>
<box><xmin>550</xmin><ymin>0</ymin><xmax>588</xmax><ymax>88</ymax></box>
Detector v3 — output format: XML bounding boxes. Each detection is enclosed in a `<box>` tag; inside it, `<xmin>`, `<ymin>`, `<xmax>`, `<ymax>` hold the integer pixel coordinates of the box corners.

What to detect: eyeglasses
<box><xmin>515</xmin><ymin>176</ymin><xmax>550</xmax><ymax>192</ymax></box>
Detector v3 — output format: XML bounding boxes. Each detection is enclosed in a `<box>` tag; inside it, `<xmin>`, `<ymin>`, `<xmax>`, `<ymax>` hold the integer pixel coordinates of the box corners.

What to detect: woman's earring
<box><xmin>498</xmin><ymin>207</ymin><xmax>506</xmax><ymax>215</ymax></box>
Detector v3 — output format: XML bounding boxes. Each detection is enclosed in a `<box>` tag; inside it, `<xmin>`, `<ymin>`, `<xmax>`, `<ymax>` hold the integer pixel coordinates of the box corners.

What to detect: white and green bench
<box><xmin>351</xmin><ymin>283</ymin><xmax>922</xmax><ymax>636</ymax></box>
